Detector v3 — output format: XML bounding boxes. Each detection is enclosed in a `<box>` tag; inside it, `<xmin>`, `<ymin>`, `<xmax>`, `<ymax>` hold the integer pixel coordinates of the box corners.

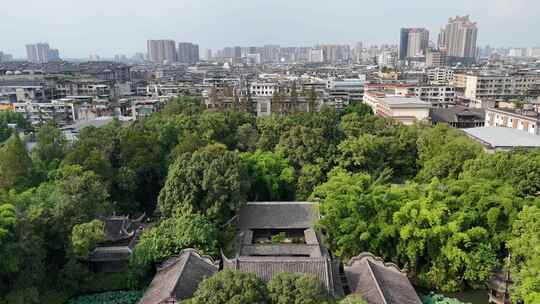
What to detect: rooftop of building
<box><xmin>487</xmin><ymin>107</ymin><xmax>540</xmax><ymax>120</ymax></box>
<box><xmin>431</xmin><ymin>106</ymin><xmax>485</xmax><ymax>123</ymax></box>
<box><xmin>463</xmin><ymin>127</ymin><xmax>540</xmax><ymax>149</ymax></box>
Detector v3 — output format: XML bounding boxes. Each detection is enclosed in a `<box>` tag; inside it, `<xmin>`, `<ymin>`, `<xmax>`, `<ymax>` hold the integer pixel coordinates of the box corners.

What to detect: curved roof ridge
<box><xmin>346</xmin><ymin>252</ymin><xmax>404</xmax><ymax>273</ymax></box>
<box><xmin>158</xmin><ymin>248</ymin><xmax>217</xmax><ymax>272</ymax></box>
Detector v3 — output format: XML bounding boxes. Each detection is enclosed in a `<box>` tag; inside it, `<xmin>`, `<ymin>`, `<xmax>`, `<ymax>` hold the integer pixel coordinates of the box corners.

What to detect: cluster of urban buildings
<box><xmin>0</xmin><ymin>15</ymin><xmax>539</xmax><ymax>153</ymax></box>
<box><xmin>25</xmin><ymin>42</ymin><xmax>61</xmax><ymax>64</ymax></box>
<box><xmin>147</xmin><ymin>40</ymin><xmax>200</xmax><ymax>64</ymax></box>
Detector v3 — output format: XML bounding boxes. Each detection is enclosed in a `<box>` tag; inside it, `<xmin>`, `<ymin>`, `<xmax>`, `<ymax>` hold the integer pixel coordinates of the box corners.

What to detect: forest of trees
<box><xmin>0</xmin><ymin>97</ymin><xmax>539</xmax><ymax>304</ymax></box>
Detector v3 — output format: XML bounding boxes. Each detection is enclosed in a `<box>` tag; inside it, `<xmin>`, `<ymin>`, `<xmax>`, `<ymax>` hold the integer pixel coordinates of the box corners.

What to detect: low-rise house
<box><xmin>138</xmin><ymin>249</ymin><xmax>219</xmax><ymax>304</ymax></box>
<box><xmin>485</xmin><ymin>107</ymin><xmax>540</xmax><ymax>135</ymax></box>
<box><xmin>430</xmin><ymin>106</ymin><xmax>485</xmax><ymax>128</ymax></box>
<box><xmin>364</xmin><ymin>92</ymin><xmax>430</xmax><ymax>125</ymax></box>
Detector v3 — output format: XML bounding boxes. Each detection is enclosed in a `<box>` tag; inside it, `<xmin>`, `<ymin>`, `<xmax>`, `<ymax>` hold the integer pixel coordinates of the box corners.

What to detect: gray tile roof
<box><xmin>237</xmin><ymin>202</ymin><xmax>319</xmax><ymax>230</ymax></box>
<box><xmin>88</xmin><ymin>246</ymin><xmax>132</xmax><ymax>262</ymax></box>
<box><xmin>223</xmin><ymin>255</ymin><xmax>337</xmax><ymax>294</ymax></box>
<box><xmin>345</xmin><ymin>253</ymin><xmax>421</xmax><ymax>304</ymax></box>
<box><xmin>430</xmin><ymin>106</ymin><xmax>485</xmax><ymax>123</ymax></box>
<box><xmin>138</xmin><ymin>249</ymin><xmax>218</xmax><ymax>304</ymax></box>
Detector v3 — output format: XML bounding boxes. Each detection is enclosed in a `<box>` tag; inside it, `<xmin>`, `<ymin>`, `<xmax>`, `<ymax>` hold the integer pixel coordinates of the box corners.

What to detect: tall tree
<box><xmin>32</xmin><ymin>122</ymin><xmax>67</xmax><ymax>175</ymax></box>
<box><xmin>158</xmin><ymin>144</ymin><xmax>250</xmax><ymax>225</ymax></box>
<box><xmin>189</xmin><ymin>269</ymin><xmax>269</xmax><ymax>304</ymax></box>
<box><xmin>267</xmin><ymin>273</ymin><xmax>330</xmax><ymax>304</ymax></box>
<box><xmin>508</xmin><ymin>205</ymin><xmax>540</xmax><ymax>303</ymax></box>
<box><xmin>308</xmin><ymin>87</ymin><xmax>317</xmax><ymax>113</ymax></box>
<box><xmin>0</xmin><ymin>134</ymin><xmax>32</xmax><ymax>191</ymax></box>
<box><xmin>131</xmin><ymin>214</ymin><xmax>219</xmax><ymax>268</ymax></box>
<box><xmin>290</xmin><ymin>81</ymin><xmax>299</xmax><ymax>113</ymax></box>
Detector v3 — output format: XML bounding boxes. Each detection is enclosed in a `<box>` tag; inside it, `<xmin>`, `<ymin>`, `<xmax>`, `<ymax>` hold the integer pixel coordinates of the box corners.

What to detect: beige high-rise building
<box><xmin>406</xmin><ymin>28</ymin><xmax>429</xmax><ymax>58</ymax></box>
<box><xmin>439</xmin><ymin>15</ymin><xmax>478</xmax><ymax>62</ymax></box>
<box><xmin>147</xmin><ymin>40</ymin><xmax>177</xmax><ymax>64</ymax></box>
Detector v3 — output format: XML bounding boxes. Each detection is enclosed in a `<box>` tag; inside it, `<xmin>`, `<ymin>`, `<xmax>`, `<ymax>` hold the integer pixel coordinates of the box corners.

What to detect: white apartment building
<box><xmin>250</xmin><ymin>82</ymin><xmax>278</xmax><ymax>97</ymax></box>
<box><xmin>402</xmin><ymin>86</ymin><xmax>455</xmax><ymax>107</ymax></box>
<box><xmin>462</xmin><ymin>73</ymin><xmax>540</xmax><ymax>101</ymax></box>
<box><xmin>363</xmin><ymin>92</ymin><xmax>430</xmax><ymax>125</ymax></box>
<box><xmin>366</xmin><ymin>83</ymin><xmax>455</xmax><ymax>108</ymax></box>
<box><xmin>427</xmin><ymin>68</ymin><xmax>454</xmax><ymax>85</ymax></box>
<box><xmin>14</xmin><ymin>101</ymin><xmax>75</xmax><ymax>126</ymax></box>
<box><xmin>485</xmin><ymin>107</ymin><xmax>540</xmax><ymax>135</ymax></box>
<box><xmin>326</xmin><ymin>78</ymin><xmax>365</xmax><ymax>103</ymax></box>
<box><xmin>309</xmin><ymin>49</ymin><xmax>324</xmax><ymax>63</ymax></box>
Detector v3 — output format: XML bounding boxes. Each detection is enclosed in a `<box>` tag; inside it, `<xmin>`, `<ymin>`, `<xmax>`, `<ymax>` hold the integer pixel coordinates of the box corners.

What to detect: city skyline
<box><xmin>2</xmin><ymin>0</ymin><xmax>540</xmax><ymax>58</ymax></box>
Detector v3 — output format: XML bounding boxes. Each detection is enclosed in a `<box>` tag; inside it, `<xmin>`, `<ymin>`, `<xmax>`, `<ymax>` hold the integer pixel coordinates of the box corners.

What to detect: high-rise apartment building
<box><xmin>177</xmin><ymin>42</ymin><xmax>199</xmax><ymax>64</ymax></box>
<box><xmin>0</xmin><ymin>51</ymin><xmax>13</xmax><ymax>63</ymax></box>
<box><xmin>439</xmin><ymin>16</ymin><xmax>478</xmax><ymax>63</ymax></box>
<box><xmin>147</xmin><ymin>40</ymin><xmax>177</xmax><ymax>64</ymax></box>
<box><xmin>400</xmin><ymin>28</ymin><xmax>429</xmax><ymax>60</ymax></box>
<box><xmin>26</xmin><ymin>43</ymin><xmax>52</xmax><ymax>63</ymax></box>
<box><xmin>48</xmin><ymin>49</ymin><xmax>60</xmax><ymax>61</ymax></box>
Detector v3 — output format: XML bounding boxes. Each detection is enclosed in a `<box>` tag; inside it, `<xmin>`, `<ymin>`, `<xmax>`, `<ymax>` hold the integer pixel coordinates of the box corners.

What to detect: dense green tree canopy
<box><xmin>70</xmin><ymin>220</ymin><xmax>105</xmax><ymax>258</ymax></box>
<box><xmin>243</xmin><ymin>150</ymin><xmax>295</xmax><ymax>201</ymax></box>
<box><xmin>0</xmin><ymin>112</ymin><xmax>29</xmax><ymax>143</ymax></box>
<box><xmin>131</xmin><ymin>214</ymin><xmax>219</xmax><ymax>268</ymax></box>
<box><xmin>507</xmin><ymin>205</ymin><xmax>540</xmax><ymax>303</ymax></box>
<box><xmin>267</xmin><ymin>273</ymin><xmax>330</xmax><ymax>304</ymax></box>
<box><xmin>158</xmin><ymin>144</ymin><xmax>250</xmax><ymax>224</ymax></box>
<box><xmin>0</xmin><ymin>134</ymin><xmax>32</xmax><ymax>191</ymax></box>
<box><xmin>188</xmin><ymin>269</ymin><xmax>269</xmax><ymax>304</ymax></box>
<box><xmin>31</xmin><ymin>122</ymin><xmax>67</xmax><ymax>175</ymax></box>
<box><xmin>1</xmin><ymin>97</ymin><xmax>540</xmax><ymax>302</ymax></box>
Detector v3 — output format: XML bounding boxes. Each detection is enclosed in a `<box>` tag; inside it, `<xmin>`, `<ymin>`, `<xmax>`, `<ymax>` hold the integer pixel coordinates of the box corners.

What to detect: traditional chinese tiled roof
<box><xmin>138</xmin><ymin>249</ymin><xmax>218</xmax><ymax>304</ymax></box>
<box><xmin>344</xmin><ymin>253</ymin><xmax>421</xmax><ymax>304</ymax></box>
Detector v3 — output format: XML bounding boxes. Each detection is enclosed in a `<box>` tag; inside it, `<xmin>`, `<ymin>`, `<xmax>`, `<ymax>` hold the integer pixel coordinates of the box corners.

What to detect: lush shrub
<box><xmin>67</xmin><ymin>291</ymin><xmax>143</xmax><ymax>304</ymax></box>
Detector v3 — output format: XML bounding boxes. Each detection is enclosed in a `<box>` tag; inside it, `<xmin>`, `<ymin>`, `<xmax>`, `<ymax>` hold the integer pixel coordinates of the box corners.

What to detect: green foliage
<box><xmin>267</xmin><ymin>273</ymin><xmax>329</xmax><ymax>304</ymax></box>
<box><xmin>158</xmin><ymin>144</ymin><xmax>250</xmax><ymax>225</ymax></box>
<box><xmin>50</xmin><ymin>165</ymin><xmax>111</xmax><ymax>236</ymax></box>
<box><xmin>4</xmin><ymin>94</ymin><xmax>540</xmax><ymax>301</ymax></box>
<box><xmin>338</xmin><ymin>115</ymin><xmax>419</xmax><ymax>180</ymax></box>
<box><xmin>0</xmin><ymin>111</ymin><xmax>29</xmax><ymax>143</ymax></box>
<box><xmin>63</xmin><ymin>121</ymin><xmax>119</xmax><ymax>182</ymax></box>
<box><xmin>0</xmin><ymin>134</ymin><xmax>32</xmax><ymax>190</ymax></box>
<box><xmin>312</xmin><ymin>168</ymin><xmax>401</xmax><ymax>259</ymax></box>
<box><xmin>31</xmin><ymin>122</ymin><xmax>67</xmax><ymax>175</ymax></box>
<box><xmin>296</xmin><ymin>163</ymin><xmax>325</xmax><ymax>201</ymax></box>
<box><xmin>339</xmin><ymin>294</ymin><xmax>367</xmax><ymax>304</ymax></box>
<box><xmin>189</xmin><ymin>269</ymin><xmax>269</xmax><ymax>304</ymax></box>
<box><xmin>507</xmin><ymin>205</ymin><xmax>540</xmax><ymax>303</ymax></box>
<box><xmin>131</xmin><ymin>214</ymin><xmax>219</xmax><ymax>268</ymax></box>
<box><xmin>67</xmin><ymin>290</ymin><xmax>143</xmax><ymax>304</ymax></box>
<box><xmin>463</xmin><ymin>149</ymin><xmax>540</xmax><ymax>197</ymax></box>
<box><xmin>70</xmin><ymin>220</ymin><xmax>105</xmax><ymax>258</ymax></box>
<box><xmin>276</xmin><ymin>125</ymin><xmax>327</xmax><ymax>169</ymax></box>
<box><xmin>314</xmin><ymin>172</ymin><xmax>520</xmax><ymax>292</ymax></box>
<box><xmin>162</xmin><ymin>96</ymin><xmax>204</xmax><ymax>116</ymax></box>
<box><xmin>421</xmin><ymin>293</ymin><xmax>467</xmax><ymax>304</ymax></box>
<box><xmin>243</xmin><ymin>150</ymin><xmax>295</xmax><ymax>201</ymax></box>
<box><xmin>416</xmin><ymin>124</ymin><xmax>482</xmax><ymax>182</ymax></box>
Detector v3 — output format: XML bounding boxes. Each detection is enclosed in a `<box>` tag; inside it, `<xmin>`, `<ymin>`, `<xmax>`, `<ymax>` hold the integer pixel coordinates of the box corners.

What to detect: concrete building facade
<box><xmin>147</xmin><ymin>40</ymin><xmax>177</xmax><ymax>64</ymax></box>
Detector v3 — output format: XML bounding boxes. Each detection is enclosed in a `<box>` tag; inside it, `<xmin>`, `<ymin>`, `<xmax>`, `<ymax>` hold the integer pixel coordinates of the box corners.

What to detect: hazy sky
<box><xmin>1</xmin><ymin>0</ymin><xmax>539</xmax><ymax>58</ymax></box>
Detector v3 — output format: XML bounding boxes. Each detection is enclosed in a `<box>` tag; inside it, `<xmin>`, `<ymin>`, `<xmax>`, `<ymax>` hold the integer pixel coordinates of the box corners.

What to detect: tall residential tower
<box><xmin>400</xmin><ymin>28</ymin><xmax>429</xmax><ymax>61</ymax></box>
<box><xmin>147</xmin><ymin>40</ymin><xmax>177</xmax><ymax>64</ymax></box>
<box><xmin>439</xmin><ymin>15</ymin><xmax>478</xmax><ymax>63</ymax></box>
